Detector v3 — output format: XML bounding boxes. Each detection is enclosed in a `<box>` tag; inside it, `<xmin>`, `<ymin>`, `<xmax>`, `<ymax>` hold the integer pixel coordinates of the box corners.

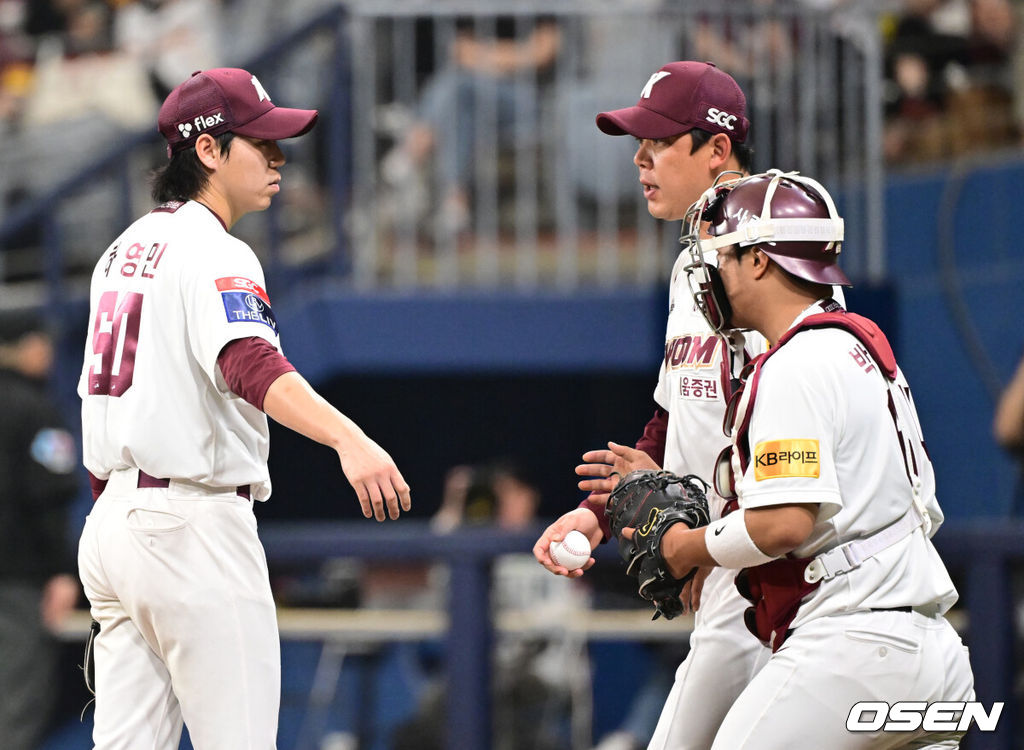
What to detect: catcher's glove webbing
<box><xmin>605</xmin><ymin>470</ymin><xmax>711</xmax><ymax>619</ymax></box>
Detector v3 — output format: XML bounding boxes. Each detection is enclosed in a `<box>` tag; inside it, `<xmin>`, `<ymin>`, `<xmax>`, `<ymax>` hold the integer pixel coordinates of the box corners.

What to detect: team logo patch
<box><xmin>753</xmin><ymin>439</ymin><xmax>820</xmax><ymax>481</ymax></box>
<box><xmin>217</xmin><ymin>277</ymin><xmax>276</xmax><ymax>332</ymax></box>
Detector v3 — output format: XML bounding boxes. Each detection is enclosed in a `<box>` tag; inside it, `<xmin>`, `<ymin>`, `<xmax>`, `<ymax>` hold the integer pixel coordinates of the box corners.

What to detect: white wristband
<box><xmin>705</xmin><ymin>509</ymin><xmax>777</xmax><ymax>569</ymax></box>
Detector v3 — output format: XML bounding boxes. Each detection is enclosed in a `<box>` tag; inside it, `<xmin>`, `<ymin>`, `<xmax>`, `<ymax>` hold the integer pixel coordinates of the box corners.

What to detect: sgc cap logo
<box><xmin>706</xmin><ymin>107</ymin><xmax>738</xmax><ymax>131</ymax></box>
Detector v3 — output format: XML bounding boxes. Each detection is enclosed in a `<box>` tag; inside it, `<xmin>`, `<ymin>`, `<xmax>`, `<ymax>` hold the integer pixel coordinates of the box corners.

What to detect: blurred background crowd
<box><xmin>0</xmin><ymin>0</ymin><xmax>1022</xmax><ymax>284</ymax></box>
<box><xmin>2</xmin><ymin>1</ymin><xmax>1024</xmax><ymax>750</ymax></box>
<box><xmin>0</xmin><ymin>0</ymin><xmax>1021</xmax><ymax>175</ymax></box>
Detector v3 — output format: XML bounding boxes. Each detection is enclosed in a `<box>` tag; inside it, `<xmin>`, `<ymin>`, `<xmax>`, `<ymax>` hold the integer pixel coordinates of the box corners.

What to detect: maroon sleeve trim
<box><xmin>578</xmin><ymin>496</ymin><xmax>612</xmax><ymax>543</ymax></box>
<box><xmin>88</xmin><ymin>471</ymin><xmax>108</xmax><ymax>501</ymax></box>
<box><xmin>635</xmin><ymin>406</ymin><xmax>668</xmax><ymax>467</ymax></box>
<box><xmin>218</xmin><ymin>337</ymin><xmax>297</xmax><ymax>411</ymax></box>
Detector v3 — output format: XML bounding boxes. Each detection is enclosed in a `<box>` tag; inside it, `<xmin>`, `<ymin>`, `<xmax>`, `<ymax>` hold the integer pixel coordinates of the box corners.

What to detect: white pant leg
<box><xmin>710</xmin><ymin>610</ymin><xmax>975</xmax><ymax>750</ymax></box>
<box><xmin>79</xmin><ymin>481</ymin><xmax>281</xmax><ymax>750</ymax></box>
<box><xmin>79</xmin><ymin>496</ymin><xmax>184</xmax><ymax>750</ymax></box>
<box><xmin>648</xmin><ymin>567</ymin><xmax>771</xmax><ymax>750</ymax></box>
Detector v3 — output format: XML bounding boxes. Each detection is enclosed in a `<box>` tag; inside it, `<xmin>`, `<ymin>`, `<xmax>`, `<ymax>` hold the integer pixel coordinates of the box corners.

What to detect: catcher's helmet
<box><xmin>705</xmin><ymin>170</ymin><xmax>850</xmax><ymax>286</ymax></box>
<box><xmin>682</xmin><ymin>170</ymin><xmax>849</xmax><ymax>334</ymax></box>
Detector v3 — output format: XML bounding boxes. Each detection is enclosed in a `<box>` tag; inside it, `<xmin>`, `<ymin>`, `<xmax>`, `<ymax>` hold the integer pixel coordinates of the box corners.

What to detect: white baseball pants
<box><xmin>648</xmin><ymin>565</ymin><xmax>771</xmax><ymax>750</ymax></box>
<box><xmin>710</xmin><ymin>609</ymin><xmax>975</xmax><ymax>750</ymax></box>
<box><xmin>78</xmin><ymin>469</ymin><xmax>280</xmax><ymax>749</ymax></box>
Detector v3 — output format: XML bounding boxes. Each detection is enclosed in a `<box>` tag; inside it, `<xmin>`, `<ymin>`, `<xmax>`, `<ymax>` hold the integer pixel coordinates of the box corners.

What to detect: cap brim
<box><xmin>233</xmin><ymin>106</ymin><xmax>319</xmax><ymax>141</ymax></box>
<box><xmin>595</xmin><ymin>106</ymin><xmax>689</xmax><ymax>139</ymax></box>
<box><xmin>766</xmin><ymin>252</ymin><xmax>853</xmax><ymax>287</ymax></box>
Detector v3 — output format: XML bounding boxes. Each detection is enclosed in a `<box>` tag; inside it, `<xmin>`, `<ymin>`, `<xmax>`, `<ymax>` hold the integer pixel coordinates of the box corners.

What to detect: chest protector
<box><xmin>731</xmin><ymin>310</ymin><xmax>898</xmax><ymax>652</ymax></box>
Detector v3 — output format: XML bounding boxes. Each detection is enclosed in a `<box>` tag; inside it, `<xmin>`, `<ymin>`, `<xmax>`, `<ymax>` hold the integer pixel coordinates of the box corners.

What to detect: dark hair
<box><xmin>150</xmin><ymin>132</ymin><xmax>236</xmax><ymax>203</ymax></box>
<box><xmin>689</xmin><ymin>127</ymin><xmax>754</xmax><ymax>172</ymax></box>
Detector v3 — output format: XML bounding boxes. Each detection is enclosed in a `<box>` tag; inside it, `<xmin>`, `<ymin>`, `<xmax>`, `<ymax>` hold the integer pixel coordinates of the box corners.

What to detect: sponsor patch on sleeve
<box><xmin>216</xmin><ymin>277</ymin><xmax>277</xmax><ymax>333</ymax></box>
<box><xmin>216</xmin><ymin>276</ymin><xmax>270</xmax><ymax>302</ymax></box>
<box><xmin>753</xmin><ymin>439</ymin><xmax>820</xmax><ymax>481</ymax></box>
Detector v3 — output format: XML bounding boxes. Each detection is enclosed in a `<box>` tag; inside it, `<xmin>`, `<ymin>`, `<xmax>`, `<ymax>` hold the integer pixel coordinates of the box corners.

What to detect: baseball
<box><xmin>550</xmin><ymin>529</ymin><xmax>591</xmax><ymax>570</ymax></box>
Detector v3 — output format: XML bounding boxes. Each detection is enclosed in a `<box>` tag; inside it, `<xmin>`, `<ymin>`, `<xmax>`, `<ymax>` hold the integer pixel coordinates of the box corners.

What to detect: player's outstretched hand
<box><xmin>337</xmin><ymin>434</ymin><xmax>411</xmax><ymax>522</ymax></box>
<box><xmin>533</xmin><ymin>507</ymin><xmax>602</xmax><ymax>578</ymax></box>
<box><xmin>576</xmin><ymin>441</ymin><xmax>660</xmax><ymax>503</ymax></box>
<box><xmin>261</xmin><ymin>371</ymin><xmax>411</xmax><ymax>520</ymax></box>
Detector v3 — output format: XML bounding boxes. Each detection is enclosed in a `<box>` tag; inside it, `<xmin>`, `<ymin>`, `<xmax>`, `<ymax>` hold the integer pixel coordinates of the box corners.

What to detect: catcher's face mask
<box><xmin>681</xmin><ymin>171</ymin><xmax>744</xmax><ymax>335</ymax></box>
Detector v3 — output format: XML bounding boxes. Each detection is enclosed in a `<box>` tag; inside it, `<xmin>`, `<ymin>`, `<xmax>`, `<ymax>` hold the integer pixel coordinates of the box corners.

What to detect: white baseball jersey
<box><xmin>656</xmin><ymin>252</ymin><xmax>845</xmax><ymax>514</ymax></box>
<box><xmin>710</xmin><ymin>303</ymin><xmax>973</xmax><ymax>750</ymax></box>
<box><xmin>79</xmin><ymin>200</ymin><xmax>280</xmax><ymax>500</ymax></box>
<box><xmin>736</xmin><ymin>302</ymin><xmax>958</xmax><ymax>627</ymax></box>
<box><xmin>648</xmin><ymin>256</ymin><xmax>851</xmax><ymax>750</ymax></box>
<box><xmin>656</xmin><ymin>250</ymin><xmax>767</xmax><ymax>518</ymax></box>
<box><xmin>647</xmin><ymin>250</ymin><xmax>771</xmax><ymax>750</ymax></box>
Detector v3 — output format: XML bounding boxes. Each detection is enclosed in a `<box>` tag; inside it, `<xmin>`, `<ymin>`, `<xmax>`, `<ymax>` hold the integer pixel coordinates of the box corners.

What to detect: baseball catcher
<box><xmin>605</xmin><ymin>470</ymin><xmax>711</xmax><ymax>619</ymax></box>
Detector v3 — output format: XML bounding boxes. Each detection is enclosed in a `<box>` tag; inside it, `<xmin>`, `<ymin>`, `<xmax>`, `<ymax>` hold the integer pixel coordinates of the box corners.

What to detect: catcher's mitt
<box><xmin>605</xmin><ymin>470</ymin><xmax>711</xmax><ymax>619</ymax></box>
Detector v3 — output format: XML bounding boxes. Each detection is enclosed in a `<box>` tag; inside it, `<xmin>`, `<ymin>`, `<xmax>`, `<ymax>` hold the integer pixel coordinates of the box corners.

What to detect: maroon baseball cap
<box><xmin>158</xmin><ymin>68</ymin><xmax>318</xmax><ymax>156</ymax></box>
<box><xmin>596</xmin><ymin>61</ymin><xmax>749</xmax><ymax>142</ymax></box>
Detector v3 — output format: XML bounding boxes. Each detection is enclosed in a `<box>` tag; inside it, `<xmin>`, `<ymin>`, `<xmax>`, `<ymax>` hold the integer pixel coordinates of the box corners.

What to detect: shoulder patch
<box><xmin>216</xmin><ymin>276</ymin><xmax>270</xmax><ymax>303</ymax></box>
<box><xmin>217</xmin><ymin>277</ymin><xmax>277</xmax><ymax>333</ymax></box>
<box><xmin>754</xmin><ymin>439</ymin><xmax>820</xmax><ymax>481</ymax></box>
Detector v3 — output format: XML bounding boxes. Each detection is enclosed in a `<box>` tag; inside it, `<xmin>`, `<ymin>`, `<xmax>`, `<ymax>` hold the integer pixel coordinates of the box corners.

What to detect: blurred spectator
<box><xmin>112</xmin><ymin>0</ymin><xmax>222</xmax><ymax>100</ymax></box>
<box><xmin>994</xmin><ymin>350</ymin><xmax>1024</xmax><ymax>514</ymax></box>
<box><xmin>883</xmin><ymin>0</ymin><xmax>1018</xmax><ymax>163</ymax></box>
<box><xmin>1013</xmin><ymin>0</ymin><xmax>1024</xmax><ymax>140</ymax></box>
<box><xmin>0</xmin><ymin>309</ymin><xmax>81</xmax><ymax>750</ymax></box>
<box><xmin>0</xmin><ymin>0</ymin><xmax>156</xmax><ymax>255</ymax></box>
<box><xmin>690</xmin><ymin>0</ymin><xmax>797</xmax><ymax>78</ymax></box>
<box><xmin>883</xmin><ymin>0</ymin><xmax>968</xmax><ymax>161</ymax></box>
<box><xmin>112</xmin><ymin>0</ymin><xmax>221</xmax><ymax>101</ymax></box>
<box><xmin>379</xmin><ymin>14</ymin><xmax>562</xmax><ymax>239</ymax></box>
<box><xmin>431</xmin><ymin>460</ymin><xmax>541</xmax><ymax>534</ymax></box>
<box><xmin>24</xmin><ymin>0</ymin><xmax>113</xmax><ymax>55</ymax></box>
<box><xmin>389</xmin><ymin>459</ymin><xmax>585</xmax><ymax>750</ymax></box>
<box><xmin>21</xmin><ymin>0</ymin><xmax>154</xmax><ymax>130</ymax></box>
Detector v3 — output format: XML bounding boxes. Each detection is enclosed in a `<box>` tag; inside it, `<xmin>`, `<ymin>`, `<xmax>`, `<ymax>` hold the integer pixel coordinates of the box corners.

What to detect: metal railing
<box><xmin>259</xmin><ymin>518</ymin><xmax>1022</xmax><ymax>750</ymax></box>
<box><xmin>345</xmin><ymin>0</ymin><xmax>886</xmax><ymax>289</ymax></box>
<box><xmin>0</xmin><ymin>6</ymin><xmax>350</xmax><ymax>301</ymax></box>
<box><xmin>0</xmin><ymin>1</ymin><xmax>886</xmax><ymax>302</ymax></box>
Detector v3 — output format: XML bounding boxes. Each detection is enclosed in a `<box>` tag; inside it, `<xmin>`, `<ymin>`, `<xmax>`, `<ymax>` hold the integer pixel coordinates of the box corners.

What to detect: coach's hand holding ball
<box><xmin>549</xmin><ymin>529</ymin><xmax>592</xmax><ymax>571</ymax></box>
